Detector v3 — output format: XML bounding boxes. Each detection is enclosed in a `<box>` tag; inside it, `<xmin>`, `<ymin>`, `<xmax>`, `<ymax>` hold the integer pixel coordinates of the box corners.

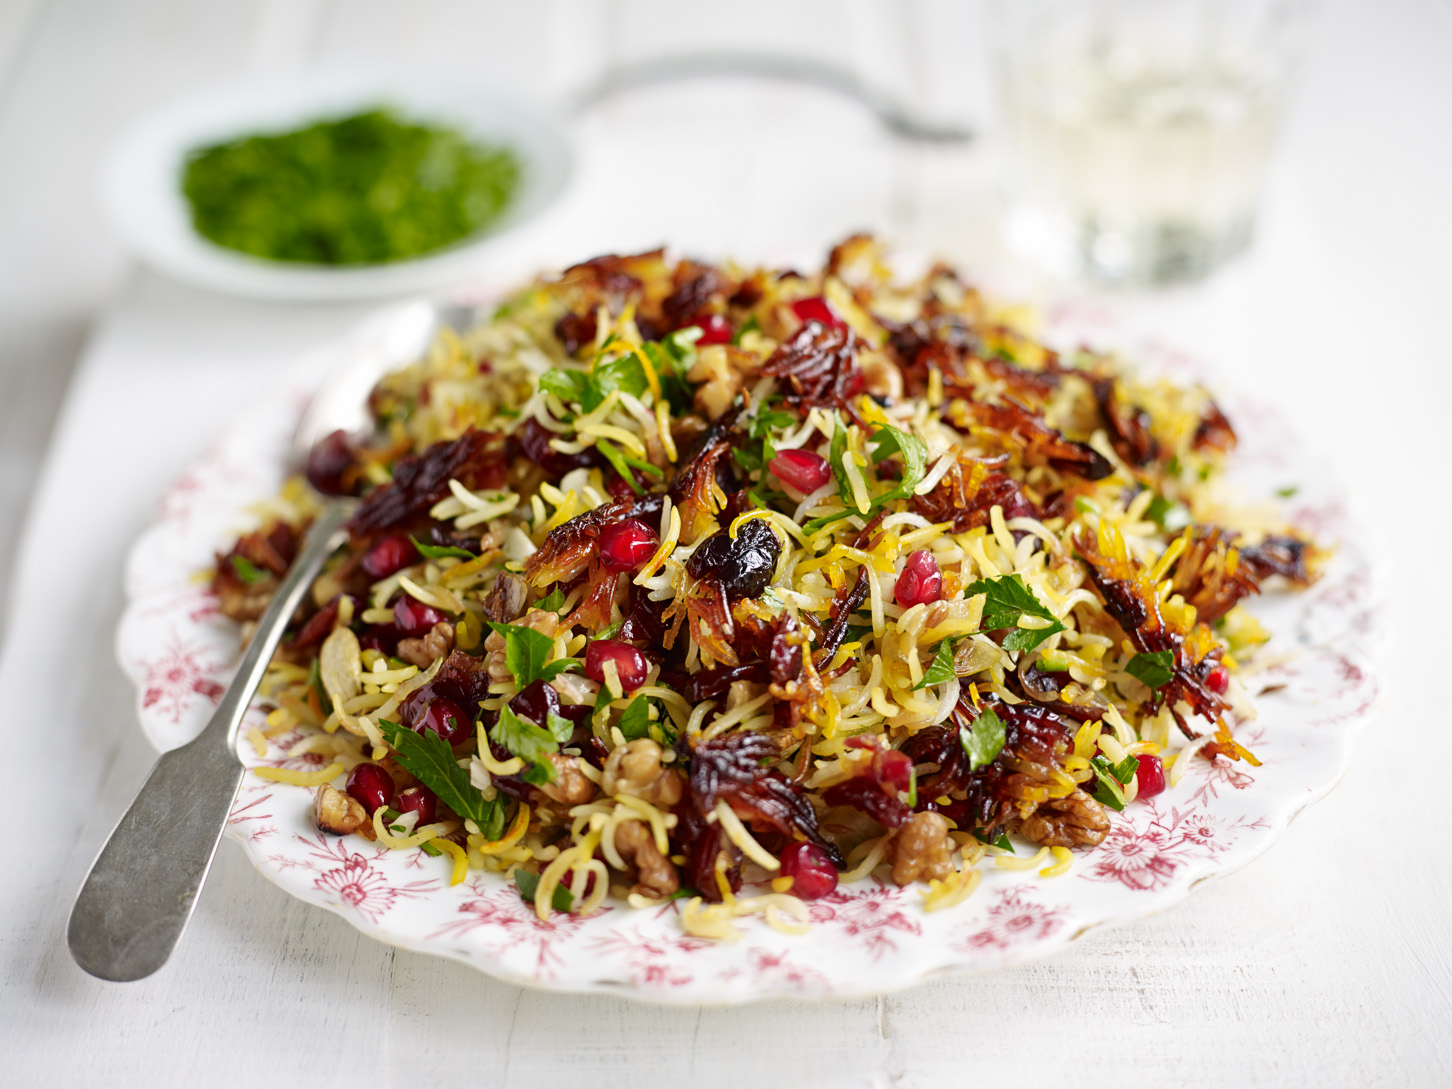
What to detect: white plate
<box><xmin>103</xmin><ymin>70</ymin><xmax>573</xmax><ymax>300</ymax></box>
<box><xmin>115</xmin><ymin>297</ymin><xmax>1381</xmax><ymax>1003</ymax></box>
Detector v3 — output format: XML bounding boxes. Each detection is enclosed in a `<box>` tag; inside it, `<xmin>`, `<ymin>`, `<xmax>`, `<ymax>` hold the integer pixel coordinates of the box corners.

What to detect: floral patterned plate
<box><xmin>115</xmin><ymin>299</ymin><xmax>1381</xmax><ymax>1003</ymax></box>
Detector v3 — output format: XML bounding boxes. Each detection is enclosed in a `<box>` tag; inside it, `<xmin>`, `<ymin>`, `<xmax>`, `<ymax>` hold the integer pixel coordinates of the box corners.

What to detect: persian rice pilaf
<box><xmin>217</xmin><ymin>236</ymin><xmax>1320</xmax><ymax>938</ymax></box>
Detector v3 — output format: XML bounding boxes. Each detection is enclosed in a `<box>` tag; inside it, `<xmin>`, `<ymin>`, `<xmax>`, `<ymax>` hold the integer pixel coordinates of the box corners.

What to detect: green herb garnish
<box><xmin>958</xmin><ymin>707</ymin><xmax>1007</xmax><ymax>772</ymax></box>
<box><xmin>409</xmin><ymin>535</ymin><xmax>475</xmax><ymax>561</ymax></box>
<box><xmin>486</xmin><ymin>622</ymin><xmax>580</xmax><ymax>688</ymax></box>
<box><xmin>230</xmin><ymin>555</ymin><xmax>265</xmax><ymax>583</ymax></box>
<box><xmin>1088</xmin><ymin>754</ymin><xmax>1138</xmax><ymax>811</ymax></box>
<box><xmin>1147</xmin><ymin>494</ymin><xmax>1193</xmax><ymax>532</ymax></box>
<box><xmin>182</xmin><ymin>109</ymin><xmax>519</xmax><ymax>265</ymax></box>
<box><xmin>617</xmin><ymin>695</ymin><xmax>652</xmax><ymax>741</ymax></box>
<box><xmin>912</xmin><ymin>639</ymin><xmax>959</xmax><ymax>691</ymax></box>
<box><xmin>377</xmin><ymin>719</ymin><xmax>502</xmax><ymax>836</ymax></box>
<box><xmin>972</xmin><ymin>828</ymin><xmax>1015</xmax><ymax>853</ymax></box>
<box><xmin>1125</xmin><ymin>649</ymin><xmax>1175</xmax><ymax>690</ymax></box>
<box><xmin>513</xmin><ymin>868</ymin><xmax>573</xmax><ymax>912</ymax></box>
<box><xmin>963</xmin><ymin>574</ymin><xmax>1066</xmax><ymax>654</ymax></box>
<box><xmin>1275</xmin><ymin>484</ymin><xmax>1300</xmax><ymax>498</ymax></box>
<box><xmin>491</xmin><ymin>706</ymin><xmax>560</xmax><ymax>787</ymax></box>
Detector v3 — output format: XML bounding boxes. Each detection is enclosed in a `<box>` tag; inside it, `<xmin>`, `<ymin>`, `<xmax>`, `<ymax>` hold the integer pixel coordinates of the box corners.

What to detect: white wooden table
<box><xmin>2</xmin><ymin>2</ymin><xmax>1449</xmax><ymax>1085</ymax></box>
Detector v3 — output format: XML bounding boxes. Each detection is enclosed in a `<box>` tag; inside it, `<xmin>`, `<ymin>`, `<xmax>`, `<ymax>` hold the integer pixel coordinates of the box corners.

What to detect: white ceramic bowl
<box><xmin>102</xmin><ymin>70</ymin><xmax>573</xmax><ymax>300</ymax></box>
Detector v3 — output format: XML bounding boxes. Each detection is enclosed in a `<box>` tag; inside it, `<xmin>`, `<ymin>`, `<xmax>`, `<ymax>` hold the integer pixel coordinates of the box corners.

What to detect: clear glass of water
<box><xmin>992</xmin><ymin>0</ymin><xmax>1309</xmax><ymax>287</ymax></box>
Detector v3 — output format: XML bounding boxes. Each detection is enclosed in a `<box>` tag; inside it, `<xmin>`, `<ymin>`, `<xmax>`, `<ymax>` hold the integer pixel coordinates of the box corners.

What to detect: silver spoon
<box><xmin>68</xmin><ymin>300</ymin><xmax>452</xmax><ymax>981</ymax></box>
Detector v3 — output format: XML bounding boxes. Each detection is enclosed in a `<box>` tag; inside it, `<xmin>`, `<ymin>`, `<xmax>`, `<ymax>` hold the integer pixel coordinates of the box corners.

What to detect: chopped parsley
<box><xmin>409</xmin><ymin>535</ymin><xmax>475</xmax><ymax>560</ymax></box>
<box><xmin>513</xmin><ymin>868</ymin><xmax>573</xmax><ymax>912</ymax></box>
<box><xmin>377</xmin><ymin>718</ymin><xmax>504</xmax><ymax>838</ymax></box>
<box><xmin>963</xmin><ymin>574</ymin><xmax>1065</xmax><ymax>654</ymax></box>
<box><xmin>182</xmin><ymin>109</ymin><xmax>519</xmax><ymax>265</ymax></box>
<box><xmin>1089</xmin><ymin>754</ymin><xmax>1139</xmax><ymax>811</ymax></box>
<box><xmin>230</xmin><ymin>555</ymin><xmax>266</xmax><ymax>583</ymax></box>
<box><xmin>912</xmin><ymin>639</ymin><xmax>959</xmax><ymax>691</ymax></box>
<box><xmin>1147</xmin><ymin>494</ymin><xmax>1193</xmax><ymax>532</ymax></box>
<box><xmin>617</xmin><ymin>695</ymin><xmax>652</xmax><ymax>741</ymax></box>
<box><xmin>486</xmin><ymin>621</ymin><xmax>580</xmax><ymax>688</ymax></box>
<box><xmin>958</xmin><ymin>707</ymin><xmax>1006</xmax><ymax>772</ymax></box>
<box><xmin>491</xmin><ymin>705</ymin><xmax>560</xmax><ymax>786</ymax></box>
<box><xmin>1125</xmin><ymin>650</ymin><xmax>1175</xmax><ymax>690</ymax></box>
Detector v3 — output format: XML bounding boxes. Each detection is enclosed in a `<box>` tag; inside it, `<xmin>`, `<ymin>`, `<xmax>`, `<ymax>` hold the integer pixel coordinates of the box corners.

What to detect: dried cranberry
<box><xmin>686</xmin><ymin>519</ymin><xmax>781</xmax><ymax>601</ymax></box>
<box><xmin>516</xmin><ymin>416</ymin><xmax>601</xmax><ymax>478</ymax></box>
<box><xmin>361</xmin><ymin>535</ymin><xmax>418</xmax><ymax>579</ymax></box>
<box><xmin>393</xmin><ymin>785</ymin><xmax>438</xmax><ymax>825</ymax></box>
<box><xmin>305</xmin><ymin>430</ymin><xmax>357</xmax><ymax>496</ymax></box>
<box><xmin>768</xmin><ymin>448</ymin><xmax>832</xmax><ymax>494</ymax></box>
<box><xmin>584</xmin><ymin>640</ymin><xmax>648</xmax><ymax>692</ymax></box>
<box><xmin>508</xmin><ymin>679</ymin><xmax>560</xmax><ymax>727</ymax></box>
<box><xmin>1135</xmin><ymin>754</ymin><xmax>1167</xmax><ymax>799</ymax></box>
<box><xmin>894</xmin><ymin>550</ymin><xmax>942</xmax><ymax>608</ymax></box>
<box><xmin>394</xmin><ymin>594</ymin><xmax>448</xmax><ymax>636</ymax></box>
<box><xmin>693</xmin><ymin>313</ymin><xmax>733</xmax><ymax>345</ymax></box>
<box><xmin>779</xmin><ymin>841</ymin><xmax>839</xmax><ymax>900</ymax></box>
<box><xmin>598</xmin><ymin>519</ymin><xmax>658</xmax><ymax>573</ymax></box>
<box><xmin>415</xmin><ymin>696</ymin><xmax>472</xmax><ymax>746</ymax></box>
<box><xmin>1206</xmin><ymin>665</ymin><xmax>1229</xmax><ymax>694</ymax></box>
<box><xmin>346</xmin><ymin>762</ymin><xmax>393</xmax><ymax>814</ymax></box>
<box><xmin>878</xmin><ymin>750</ymin><xmax>913</xmax><ymax>795</ymax></box>
<box><xmin>790</xmin><ymin>296</ymin><xmax>845</xmax><ymax>329</ymax></box>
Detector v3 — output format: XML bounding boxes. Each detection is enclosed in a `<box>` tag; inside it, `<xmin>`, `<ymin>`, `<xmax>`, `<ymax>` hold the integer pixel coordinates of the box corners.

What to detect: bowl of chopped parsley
<box><xmin>104</xmin><ymin>71</ymin><xmax>572</xmax><ymax>299</ymax></box>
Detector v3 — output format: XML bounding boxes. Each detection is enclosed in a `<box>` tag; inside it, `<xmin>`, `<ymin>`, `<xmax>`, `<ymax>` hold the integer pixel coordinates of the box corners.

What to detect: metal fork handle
<box><xmin>68</xmin><ymin>501</ymin><xmax>351</xmax><ymax>981</ymax></box>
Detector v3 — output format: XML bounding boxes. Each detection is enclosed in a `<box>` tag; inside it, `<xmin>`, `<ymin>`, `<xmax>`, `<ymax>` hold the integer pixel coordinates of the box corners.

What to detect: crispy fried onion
<box><xmin>1075</xmin><ymin>521</ymin><xmax>1227</xmax><ymax>735</ymax></box>
<box><xmin>952</xmin><ymin>396</ymin><xmax>1113</xmax><ymax>481</ymax></box>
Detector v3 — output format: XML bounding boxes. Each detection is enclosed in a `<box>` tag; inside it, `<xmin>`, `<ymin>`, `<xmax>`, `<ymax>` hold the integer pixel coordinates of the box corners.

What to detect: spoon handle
<box><xmin>68</xmin><ymin>501</ymin><xmax>350</xmax><ymax>981</ymax></box>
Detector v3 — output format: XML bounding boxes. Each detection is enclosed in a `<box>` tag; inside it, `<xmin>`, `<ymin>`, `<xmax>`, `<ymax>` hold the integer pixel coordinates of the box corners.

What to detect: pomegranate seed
<box><xmin>768</xmin><ymin>448</ymin><xmax>832</xmax><ymax>494</ymax></box>
<box><xmin>598</xmin><ymin>519</ymin><xmax>659</xmax><ymax>573</ymax></box>
<box><xmin>894</xmin><ymin>550</ymin><xmax>942</xmax><ymax>608</ymax></box>
<box><xmin>693</xmin><ymin>313</ymin><xmax>733</xmax><ymax>345</ymax></box>
<box><xmin>790</xmin><ymin>296</ymin><xmax>844</xmax><ymax>329</ymax></box>
<box><xmin>779</xmin><ymin>841</ymin><xmax>839</xmax><ymax>900</ymax></box>
<box><xmin>878</xmin><ymin>750</ymin><xmax>913</xmax><ymax>795</ymax></box>
<box><xmin>346</xmin><ymin>762</ymin><xmax>393</xmax><ymax>814</ymax></box>
<box><xmin>357</xmin><ymin>623</ymin><xmax>399</xmax><ymax>655</ymax></box>
<box><xmin>361</xmin><ymin>535</ymin><xmax>418</xmax><ymax>579</ymax></box>
<box><xmin>1206</xmin><ymin>665</ymin><xmax>1229</xmax><ymax>694</ymax></box>
<box><xmin>394</xmin><ymin>594</ymin><xmax>448</xmax><ymax>636</ymax></box>
<box><xmin>584</xmin><ymin>640</ymin><xmax>649</xmax><ymax>692</ymax></box>
<box><xmin>393</xmin><ymin>785</ymin><xmax>438</xmax><ymax>825</ymax></box>
<box><xmin>1135</xmin><ymin>754</ymin><xmax>1167</xmax><ymax>798</ymax></box>
<box><xmin>415</xmin><ymin>696</ymin><xmax>472</xmax><ymax>746</ymax></box>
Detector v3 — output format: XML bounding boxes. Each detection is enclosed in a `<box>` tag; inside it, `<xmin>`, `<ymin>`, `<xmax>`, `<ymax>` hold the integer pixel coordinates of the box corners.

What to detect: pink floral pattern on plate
<box><xmin>116</xmin><ymin>302</ymin><xmax>1381</xmax><ymax>1003</ymax></box>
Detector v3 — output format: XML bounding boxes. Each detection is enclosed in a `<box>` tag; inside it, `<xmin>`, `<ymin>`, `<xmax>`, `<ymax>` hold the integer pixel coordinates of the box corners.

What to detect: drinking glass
<box><xmin>991</xmin><ymin>0</ymin><xmax>1309</xmax><ymax>286</ymax></box>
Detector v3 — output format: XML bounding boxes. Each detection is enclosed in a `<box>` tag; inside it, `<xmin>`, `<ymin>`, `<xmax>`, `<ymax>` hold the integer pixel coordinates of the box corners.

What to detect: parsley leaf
<box><xmin>963</xmin><ymin>574</ymin><xmax>1066</xmax><ymax>654</ymax></box>
<box><xmin>230</xmin><ymin>555</ymin><xmax>266</xmax><ymax>583</ymax></box>
<box><xmin>538</xmin><ymin>368</ymin><xmax>588</xmax><ymax>404</ymax></box>
<box><xmin>1110</xmin><ymin>755</ymin><xmax>1140</xmax><ymax>784</ymax></box>
<box><xmin>1125</xmin><ymin>649</ymin><xmax>1175</xmax><ymax>690</ymax></box>
<box><xmin>912</xmin><ymin>639</ymin><xmax>958</xmax><ymax>691</ymax></box>
<box><xmin>958</xmin><ymin>707</ymin><xmax>1007</xmax><ymax>772</ymax></box>
<box><xmin>869</xmin><ymin>424</ymin><xmax>928</xmax><ymax>505</ymax></box>
<box><xmin>1089</xmin><ymin>755</ymin><xmax>1131</xmax><ymax>811</ymax></box>
<box><xmin>618</xmin><ymin>695</ymin><xmax>652</xmax><ymax>741</ymax></box>
<box><xmin>409</xmin><ymin>535</ymin><xmax>475</xmax><ymax>560</ymax></box>
<box><xmin>596</xmin><ymin>438</ymin><xmax>642</xmax><ymax>494</ymax></box>
<box><xmin>1147</xmin><ymin>494</ymin><xmax>1193</xmax><ymax>532</ymax></box>
<box><xmin>582</xmin><ymin>351</ymin><xmax>650</xmax><ymax>413</ymax></box>
<box><xmin>513</xmin><ymin>868</ymin><xmax>573</xmax><ymax>912</ymax></box>
<box><xmin>377</xmin><ymin>719</ymin><xmax>500</xmax><ymax>832</ymax></box>
<box><xmin>1275</xmin><ymin>484</ymin><xmax>1300</xmax><ymax>499</ymax></box>
<box><xmin>537</xmin><ymin>587</ymin><xmax>566</xmax><ymax>613</ymax></box>
<box><xmin>486</xmin><ymin>622</ymin><xmax>580</xmax><ymax>688</ymax></box>
<box><xmin>491</xmin><ymin>705</ymin><xmax>559</xmax><ymax>784</ymax></box>
<box><xmin>731</xmin><ymin>314</ymin><xmax>760</xmax><ymax>345</ymax></box>
<box><xmin>545</xmin><ymin>710</ymin><xmax>575</xmax><ymax>745</ymax></box>
<box><xmin>972</xmin><ymin>828</ymin><xmax>1015</xmax><ymax>853</ymax></box>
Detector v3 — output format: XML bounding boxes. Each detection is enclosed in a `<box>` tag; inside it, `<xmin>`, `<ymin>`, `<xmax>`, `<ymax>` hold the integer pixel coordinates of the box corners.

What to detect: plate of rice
<box><xmin>117</xmin><ymin>237</ymin><xmax>1379</xmax><ymax>1002</ymax></box>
